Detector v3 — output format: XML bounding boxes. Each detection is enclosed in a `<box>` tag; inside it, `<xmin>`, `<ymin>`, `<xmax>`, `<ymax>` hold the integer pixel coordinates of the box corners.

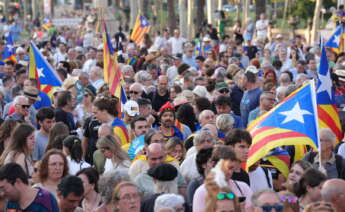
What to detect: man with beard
<box><xmin>0</xmin><ymin>163</ymin><xmax>59</xmax><ymax>212</ymax></box>
<box><xmin>148</xmin><ymin>76</ymin><xmax>170</xmax><ymax>112</ymax></box>
<box><xmin>158</xmin><ymin>102</ymin><xmax>183</xmax><ymax>140</ymax></box>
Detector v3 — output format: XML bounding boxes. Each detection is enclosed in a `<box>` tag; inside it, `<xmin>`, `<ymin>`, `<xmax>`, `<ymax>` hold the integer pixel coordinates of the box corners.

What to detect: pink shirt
<box><xmin>192</xmin><ymin>180</ymin><xmax>253</xmax><ymax>212</ymax></box>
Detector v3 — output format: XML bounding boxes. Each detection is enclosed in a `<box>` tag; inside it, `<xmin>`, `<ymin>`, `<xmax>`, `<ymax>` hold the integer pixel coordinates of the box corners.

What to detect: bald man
<box><xmin>198</xmin><ymin>110</ymin><xmax>216</xmax><ymax>126</ymax></box>
<box><xmin>148</xmin><ymin>76</ymin><xmax>170</xmax><ymax>112</ymax></box>
<box><xmin>133</xmin><ymin>143</ymin><xmax>186</xmax><ymax>197</ymax></box>
<box><xmin>321</xmin><ymin>179</ymin><xmax>345</xmax><ymax>212</ymax></box>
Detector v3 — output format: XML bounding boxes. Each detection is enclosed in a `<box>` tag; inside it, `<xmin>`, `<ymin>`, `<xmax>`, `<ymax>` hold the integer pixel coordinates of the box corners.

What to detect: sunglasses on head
<box><xmin>130</xmin><ymin>91</ymin><xmax>139</xmax><ymax>95</ymax></box>
<box><xmin>261</xmin><ymin>204</ymin><xmax>283</xmax><ymax>212</ymax></box>
<box><xmin>217</xmin><ymin>192</ymin><xmax>235</xmax><ymax>200</ymax></box>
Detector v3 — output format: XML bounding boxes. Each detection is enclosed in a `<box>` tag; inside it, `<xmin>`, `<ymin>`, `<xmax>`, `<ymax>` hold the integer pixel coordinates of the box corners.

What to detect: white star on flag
<box><xmin>6</xmin><ymin>45</ymin><xmax>13</xmax><ymax>52</ymax></box>
<box><xmin>333</xmin><ymin>35</ymin><xmax>340</xmax><ymax>46</ymax></box>
<box><xmin>279</xmin><ymin>102</ymin><xmax>312</xmax><ymax>124</ymax></box>
<box><xmin>37</xmin><ymin>68</ymin><xmax>45</xmax><ymax>77</ymax></box>
<box><xmin>317</xmin><ymin>69</ymin><xmax>332</xmax><ymax>99</ymax></box>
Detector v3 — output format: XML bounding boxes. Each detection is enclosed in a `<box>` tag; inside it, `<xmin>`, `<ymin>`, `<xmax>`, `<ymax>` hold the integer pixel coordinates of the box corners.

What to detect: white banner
<box><xmin>52</xmin><ymin>18</ymin><xmax>83</xmax><ymax>26</ymax></box>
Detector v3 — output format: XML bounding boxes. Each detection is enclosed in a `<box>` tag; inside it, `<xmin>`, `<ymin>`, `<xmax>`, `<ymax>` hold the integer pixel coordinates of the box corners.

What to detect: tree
<box><xmin>255</xmin><ymin>0</ymin><xmax>266</xmax><ymax>20</ymax></box>
<box><xmin>129</xmin><ymin>0</ymin><xmax>138</xmax><ymax>29</ymax></box>
<box><xmin>187</xmin><ymin>0</ymin><xmax>194</xmax><ymax>40</ymax></box>
<box><xmin>167</xmin><ymin>0</ymin><xmax>177</xmax><ymax>32</ymax></box>
<box><xmin>179</xmin><ymin>0</ymin><xmax>187</xmax><ymax>38</ymax></box>
<box><xmin>195</xmin><ymin>0</ymin><xmax>205</xmax><ymax>33</ymax></box>
<box><xmin>311</xmin><ymin>0</ymin><xmax>323</xmax><ymax>44</ymax></box>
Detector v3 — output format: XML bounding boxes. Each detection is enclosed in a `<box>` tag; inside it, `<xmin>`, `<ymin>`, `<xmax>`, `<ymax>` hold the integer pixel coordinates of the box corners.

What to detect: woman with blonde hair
<box><xmin>165</xmin><ymin>137</ymin><xmax>185</xmax><ymax>163</ymax></box>
<box><xmin>96</xmin><ymin>135</ymin><xmax>131</xmax><ymax>173</ymax></box>
<box><xmin>0</xmin><ymin>123</ymin><xmax>35</xmax><ymax>178</ymax></box>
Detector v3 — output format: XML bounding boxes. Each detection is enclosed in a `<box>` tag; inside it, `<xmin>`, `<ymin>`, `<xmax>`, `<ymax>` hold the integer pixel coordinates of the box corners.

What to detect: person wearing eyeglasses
<box><xmin>252</xmin><ymin>189</ymin><xmax>283</xmax><ymax>212</ymax></box>
<box><xmin>5</xmin><ymin>95</ymin><xmax>30</xmax><ymax>123</ymax></box>
<box><xmin>129</xmin><ymin>83</ymin><xmax>144</xmax><ymax>102</ymax></box>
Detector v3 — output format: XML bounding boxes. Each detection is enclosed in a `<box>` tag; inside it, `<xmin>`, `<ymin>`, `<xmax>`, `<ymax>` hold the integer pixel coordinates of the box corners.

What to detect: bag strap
<box><xmin>262</xmin><ymin>167</ymin><xmax>272</xmax><ymax>188</ymax></box>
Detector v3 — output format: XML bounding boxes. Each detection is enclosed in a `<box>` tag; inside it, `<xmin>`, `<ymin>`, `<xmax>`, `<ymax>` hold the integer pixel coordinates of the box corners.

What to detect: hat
<box><xmin>173</xmin><ymin>95</ymin><xmax>188</xmax><ymax>107</ymax></box>
<box><xmin>177</xmin><ymin>63</ymin><xmax>190</xmax><ymax>75</ymax></box>
<box><xmin>159</xmin><ymin>101</ymin><xmax>175</xmax><ymax>114</ymax></box>
<box><xmin>193</xmin><ymin>85</ymin><xmax>211</xmax><ymax>99</ymax></box>
<box><xmin>16</xmin><ymin>47</ymin><xmax>25</xmax><ymax>54</ymax></box>
<box><xmin>23</xmin><ymin>86</ymin><xmax>41</xmax><ymax>101</ymax></box>
<box><xmin>147</xmin><ymin>163</ymin><xmax>178</xmax><ymax>181</ymax></box>
<box><xmin>215</xmin><ymin>82</ymin><xmax>229</xmax><ymax>91</ymax></box>
<box><xmin>276</xmin><ymin>34</ymin><xmax>283</xmax><ymax>39</ymax></box>
<box><xmin>227</xmin><ymin>64</ymin><xmax>241</xmax><ymax>77</ymax></box>
<box><xmin>335</xmin><ymin>69</ymin><xmax>345</xmax><ymax>82</ymax></box>
<box><xmin>203</xmin><ymin>36</ymin><xmax>211</xmax><ymax>42</ymax></box>
<box><xmin>124</xmin><ymin>100</ymin><xmax>140</xmax><ymax>116</ymax></box>
<box><xmin>246</xmin><ymin>65</ymin><xmax>259</xmax><ymax>74</ymax></box>
<box><xmin>181</xmin><ymin>90</ymin><xmax>194</xmax><ymax>103</ymax></box>
<box><xmin>62</xmin><ymin>76</ymin><xmax>78</xmax><ymax>90</ymax></box>
<box><xmin>148</xmin><ymin>45</ymin><xmax>159</xmax><ymax>53</ymax></box>
<box><xmin>172</xmin><ymin>53</ymin><xmax>183</xmax><ymax>60</ymax></box>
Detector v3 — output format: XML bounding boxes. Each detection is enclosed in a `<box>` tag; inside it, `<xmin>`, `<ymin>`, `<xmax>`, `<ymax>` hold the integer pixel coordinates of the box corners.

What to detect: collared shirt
<box><xmin>312</xmin><ymin>152</ymin><xmax>338</xmax><ymax>179</ymax></box>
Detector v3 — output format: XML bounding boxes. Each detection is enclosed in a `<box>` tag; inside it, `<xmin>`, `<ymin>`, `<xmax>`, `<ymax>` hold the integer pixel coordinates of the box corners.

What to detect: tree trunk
<box><xmin>195</xmin><ymin>0</ymin><xmax>205</xmax><ymax>33</ymax></box>
<box><xmin>243</xmin><ymin>0</ymin><xmax>249</xmax><ymax>23</ymax></box>
<box><xmin>206</xmin><ymin>0</ymin><xmax>213</xmax><ymax>24</ymax></box>
<box><xmin>311</xmin><ymin>0</ymin><xmax>323</xmax><ymax>45</ymax></box>
<box><xmin>179</xmin><ymin>0</ymin><xmax>188</xmax><ymax>38</ymax></box>
<box><xmin>282</xmin><ymin>0</ymin><xmax>289</xmax><ymax>28</ymax></box>
<box><xmin>167</xmin><ymin>0</ymin><xmax>177</xmax><ymax>32</ymax></box>
<box><xmin>129</xmin><ymin>0</ymin><xmax>138</xmax><ymax>28</ymax></box>
<box><xmin>153</xmin><ymin>0</ymin><xmax>163</xmax><ymax>33</ymax></box>
<box><xmin>255</xmin><ymin>0</ymin><xmax>266</xmax><ymax>20</ymax></box>
<box><xmin>187</xmin><ymin>0</ymin><xmax>194</xmax><ymax>40</ymax></box>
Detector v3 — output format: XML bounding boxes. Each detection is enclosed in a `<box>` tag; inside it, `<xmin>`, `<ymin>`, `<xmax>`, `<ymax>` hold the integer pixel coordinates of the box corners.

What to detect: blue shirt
<box><xmin>6</xmin><ymin>187</ymin><xmax>59</xmax><ymax>212</ymax></box>
<box><xmin>240</xmin><ymin>87</ymin><xmax>262</xmax><ymax>127</ymax></box>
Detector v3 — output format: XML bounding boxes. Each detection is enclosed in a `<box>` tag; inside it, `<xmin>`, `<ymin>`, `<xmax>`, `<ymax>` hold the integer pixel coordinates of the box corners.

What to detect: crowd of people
<box><xmin>1</xmin><ymin>5</ymin><xmax>345</xmax><ymax>212</ymax></box>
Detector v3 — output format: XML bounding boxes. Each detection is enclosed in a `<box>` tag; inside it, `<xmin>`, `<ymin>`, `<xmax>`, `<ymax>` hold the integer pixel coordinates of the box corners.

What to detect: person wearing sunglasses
<box><xmin>129</xmin><ymin>83</ymin><xmax>144</xmax><ymax>102</ymax></box>
<box><xmin>5</xmin><ymin>95</ymin><xmax>30</xmax><ymax>123</ymax></box>
<box><xmin>252</xmin><ymin>189</ymin><xmax>283</xmax><ymax>212</ymax></box>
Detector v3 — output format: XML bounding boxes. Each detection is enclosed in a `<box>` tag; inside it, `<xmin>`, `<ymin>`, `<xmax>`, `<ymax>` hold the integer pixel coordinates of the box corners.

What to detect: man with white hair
<box><xmin>198</xmin><ymin>110</ymin><xmax>216</xmax><ymax>126</ymax></box>
<box><xmin>89</xmin><ymin>66</ymin><xmax>104</xmax><ymax>90</ymax></box>
<box><xmin>129</xmin><ymin>83</ymin><xmax>144</xmax><ymax>101</ymax></box>
<box><xmin>154</xmin><ymin>194</ymin><xmax>185</xmax><ymax>212</ymax></box>
<box><xmin>303</xmin><ymin>128</ymin><xmax>345</xmax><ymax>179</ymax></box>
<box><xmin>5</xmin><ymin>95</ymin><xmax>30</xmax><ymax>122</ymax></box>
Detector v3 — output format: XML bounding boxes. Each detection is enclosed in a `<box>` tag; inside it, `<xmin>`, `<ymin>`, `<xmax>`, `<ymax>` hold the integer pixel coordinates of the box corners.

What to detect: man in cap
<box><xmin>141</xmin><ymin>163</ymin><xmax>179</xmax><ymax>212</ymax></box>
<box><xmin>158</xmin><ymin>102</ymin><xmax>183</xmax><ymax>140</ymax></box>
<box><xmin>123</xmin><ymin>100</ymin><xmax>140</xmax><ymax>128</ymax></box>
<box><xmin>166</xmin><ymin>53</ymin><xmax>182</xmax><ymax>86</ymax></box>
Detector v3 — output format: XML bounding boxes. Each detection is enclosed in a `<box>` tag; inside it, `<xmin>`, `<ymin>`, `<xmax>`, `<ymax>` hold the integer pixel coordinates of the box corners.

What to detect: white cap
<box><xmin>148</xmin><ymin>45</ymin><xmax>159</xmax><ymax>53</ymax></box>
<box><xmin>124</xmin><ymin>100</ymin><xmax>140</xmax><ymax>116</ymax></box>
<box><xmin>203</xmin><ymin>36</ymin><xmax>211</xmax><ymax>42</ymax></box>
<box><xmin>246</xmin><ymin>65</ymin><xmax>259</xmax><ymax>74</ymax></box>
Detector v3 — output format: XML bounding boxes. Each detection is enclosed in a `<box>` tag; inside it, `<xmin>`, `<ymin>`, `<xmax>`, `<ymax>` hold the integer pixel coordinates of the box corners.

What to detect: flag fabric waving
<box><xmin>325</xmin><ymin>25</ymin><xmax>344</xmax><ymax>54</ymax></box>
<box><xmin>317</xmin><ymin>46</ymin><xmax>343</xmax><ymax>141</ymax></box>
<box><xmin>246</xmin><ymin>81</ymin><xmax>320</xmax><ymax>171</ymax></box>
<box><xmin>130</xmin><ymin>15</ymin><xmax>151</xmax><ymax>44</ymax></box>
<box><xmin>29</xmin><ymin>41</ymin><xmax>62</xmax><ymax>96</ymax></box>
<box><xmin>103</xmin><ymin>22</ymin><xmax>127</xmax><ymax>106</ymax></box>
<box><xmin>1</xmin><ymin>33</ymin><xmax>16</xmax><ymax>63</ymax></box>
<box><xmin>264</xmin><ymin>147</ymin><xmax>291</xmax><ymax>178</ymax></box>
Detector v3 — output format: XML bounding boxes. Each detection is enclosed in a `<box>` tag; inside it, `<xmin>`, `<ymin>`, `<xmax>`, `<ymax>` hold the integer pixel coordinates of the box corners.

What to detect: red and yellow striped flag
<box><xmin>130</xmin><ymin>15</ymin><xmax>151</xmax><ymax>44</ymax></box>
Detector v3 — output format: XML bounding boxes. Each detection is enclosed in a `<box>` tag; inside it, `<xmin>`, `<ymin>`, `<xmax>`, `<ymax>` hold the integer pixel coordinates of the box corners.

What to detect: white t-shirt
<box><xmin>249</xmin><ymin>167</ymin><xmax>273</xmax><ymax>193</ymax></box>
<box><xmin>104</xmin><ymin>158</ymin><xmax>130</xmax><ymax>173</ymax></box>
<box><xmin>67</xmin><ymin>156</ymin><xmax>91</xmax><ymax>175</ymax></box>
<box><xmin>168</xmin><ymin>37</ymin><xmax>187</xmax><ymax>54</ymax></box>
<box><xmin>256</xmin><ymin>19</ymin><xmax>269</xmax><ymax>39</ymax></box>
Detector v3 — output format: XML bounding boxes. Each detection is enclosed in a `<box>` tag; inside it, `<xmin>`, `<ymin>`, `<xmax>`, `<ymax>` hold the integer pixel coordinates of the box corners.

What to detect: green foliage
<box><xmin>289</xmin><ymin>0</ymin><xmax>336</xmax><ymax>20</ymax></box>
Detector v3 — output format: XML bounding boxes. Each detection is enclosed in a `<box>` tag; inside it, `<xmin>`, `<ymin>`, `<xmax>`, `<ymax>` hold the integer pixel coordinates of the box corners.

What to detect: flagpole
<box><xmin>309</xmin><ymin>78</ymin><xmax>322</xmax><ymax>169</ymax></box>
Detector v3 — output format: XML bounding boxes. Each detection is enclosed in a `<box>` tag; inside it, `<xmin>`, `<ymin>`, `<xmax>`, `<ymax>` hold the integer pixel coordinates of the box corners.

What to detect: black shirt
<box><xmin>148</xmin><ymin>90</ymin><xmax>170</xmax><ymax>112</ymax></box>
<box><xmin>232</xmin><ymin>168</ymin><xmax>250</xmax><ymax>186</ymax></box>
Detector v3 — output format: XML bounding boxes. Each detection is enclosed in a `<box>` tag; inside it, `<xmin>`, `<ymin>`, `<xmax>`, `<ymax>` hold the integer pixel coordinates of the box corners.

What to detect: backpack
<box><xmin>305</xmin><ymin>152</ymin><xmax>345</xmax><ymax>179</ymax></box>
